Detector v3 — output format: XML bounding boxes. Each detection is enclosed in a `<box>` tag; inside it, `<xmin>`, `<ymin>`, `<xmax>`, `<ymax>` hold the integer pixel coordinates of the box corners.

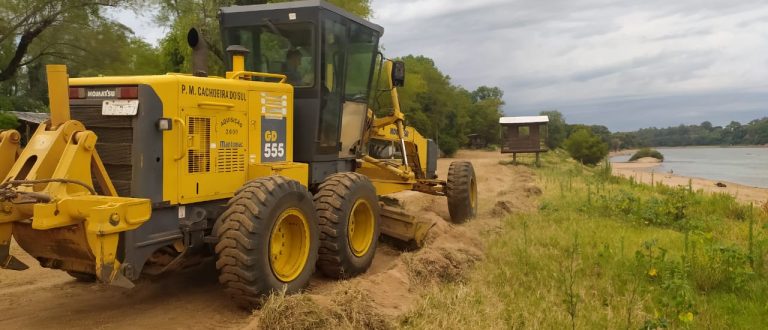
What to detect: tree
<box><xmin>540</xmin><ymin>110</ymin><xmax>566</xmax><ymax>149</ymax></box>
<box><xmin>470</xmin><ymin>85</ymin><xmax>503</xmax><ymax>103</ymax></box>
<box><xmin>0</xmin><ymin>0</ymin><xmax>136</xmax><ymax>82</ymax></box>
<box><xmin>563</xmin><ymin>128</ymin><xmax>608</xmax><ymax>165</ymax></box>
<box><xmin>468</xmin><ymin>85</ymin><xmax>503</xmax><ymax>145</ymax></box>
<box><xmin>369</xmin><ymin>55</ymin><xmax>492</xmax><ymax>156</ymax></box>
<box><xmin>0</xmin><ymin>0</ymin><xmax>166</xmax><ymax>113</ymax></box>
<box><xmin>588</xmin><ymin>125</ymin><xmax>611</xmax><ymax>144</ymax></box>
<box><xmin>0</xmin><ymin>112</ymin><xmax>18</xmax><ymax>129</ymax></box>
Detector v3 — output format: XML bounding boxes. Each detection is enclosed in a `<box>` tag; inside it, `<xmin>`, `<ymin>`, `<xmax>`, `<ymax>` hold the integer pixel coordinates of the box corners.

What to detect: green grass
<box><xmin>400</xmin><ymin>151</ymin><xmax>768</xmax><ymax>329</ymax></box>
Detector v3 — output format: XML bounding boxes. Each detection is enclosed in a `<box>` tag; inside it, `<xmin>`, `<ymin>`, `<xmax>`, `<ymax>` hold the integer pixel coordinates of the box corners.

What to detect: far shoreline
<box><xmin>611</xmin><ymin>160</ymin><xmax>768</xmax><ymax>205</ymax></box>
<box><xmin>609</xmin><ymin>145</ymin><xmax>768</xmax><ymax>157</ymax></box>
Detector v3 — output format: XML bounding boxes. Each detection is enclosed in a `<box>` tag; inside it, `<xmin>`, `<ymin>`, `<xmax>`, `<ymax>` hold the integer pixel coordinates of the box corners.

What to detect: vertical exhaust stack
<box><xmin>187</xmin><ymin>28</ymin><xmax>208</xmax><ymax>77</ymax></box>
<box><xmin>225</xmin><ymin>45</ymin><xmax>250</xmax><ymax>79</ymax></box>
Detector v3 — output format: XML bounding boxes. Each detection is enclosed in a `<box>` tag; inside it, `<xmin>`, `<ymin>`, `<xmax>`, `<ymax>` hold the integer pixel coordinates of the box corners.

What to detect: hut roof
<box><xmin>499</xmin><ymin>116</ymin><xmax>549</xmax><ymax>125</ymax></box>
<box><xmin>8</xmin><ymin>111</ymin><xmax>48</xmax><ymax>124</ymax></box>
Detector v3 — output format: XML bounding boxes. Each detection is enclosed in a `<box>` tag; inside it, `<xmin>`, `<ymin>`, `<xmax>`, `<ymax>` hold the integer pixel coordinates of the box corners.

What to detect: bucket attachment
<box><xmin>379</xmin><ymin>196</ymin><xmax>435</xmax><ymax>249</ymax></box>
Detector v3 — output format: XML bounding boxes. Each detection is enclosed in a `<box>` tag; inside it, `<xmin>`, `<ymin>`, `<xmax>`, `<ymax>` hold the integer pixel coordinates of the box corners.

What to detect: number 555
<box><xmin>263</xmin><ymin>142</ymin><xmax>284</xmax><ymax>158</ymax></box>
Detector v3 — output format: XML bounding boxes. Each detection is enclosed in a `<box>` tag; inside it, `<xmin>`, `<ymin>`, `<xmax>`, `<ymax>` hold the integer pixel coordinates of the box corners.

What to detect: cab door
<box><xmin>338</xmin><ymin>22</ymin><xmax>379</xmax><ymax>158</ymax></box>
<box><xmin>316</xmin><ymin>14</ymin><xmax>348</xmax><ymax>157</ymax></box>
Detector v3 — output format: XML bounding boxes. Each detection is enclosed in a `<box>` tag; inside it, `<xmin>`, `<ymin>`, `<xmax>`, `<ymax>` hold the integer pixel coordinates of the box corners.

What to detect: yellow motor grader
<box><xmin>0</xmin><ymin>0</ymin><xmax>477</xmax><ymax>307</ymax></box>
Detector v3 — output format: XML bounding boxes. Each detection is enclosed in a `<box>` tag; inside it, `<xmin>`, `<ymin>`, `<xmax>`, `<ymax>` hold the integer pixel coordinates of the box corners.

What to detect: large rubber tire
<box><xmin>314</xmin><ymin>172</ymin><xmax>381</xmax><ymax>279</ymax></box>
<box><xmin>214</xmin><ymin>176</ymin><xmax>319</xmax><ymax>309</ymax></box>
<box><xmin>446</xmin><ymin>161</ymin><xmax>478</xmax><ymax>223</ymax></box>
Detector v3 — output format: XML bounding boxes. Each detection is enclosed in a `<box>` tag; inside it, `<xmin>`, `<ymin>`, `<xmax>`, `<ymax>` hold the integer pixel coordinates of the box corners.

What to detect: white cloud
<box><xmin>105</xmin><ymin>7</ymin><xmax>167</xmax><ymax>46</ymax></box>
<box><xmin>109</xmin><ymin>1</ymin><xmax>768</xmax><ymax>130</ymax></box>
<box><xmin>371</xmin><ymin>0</ymin><xmax>768</xmax><ymax>130</ymax></box>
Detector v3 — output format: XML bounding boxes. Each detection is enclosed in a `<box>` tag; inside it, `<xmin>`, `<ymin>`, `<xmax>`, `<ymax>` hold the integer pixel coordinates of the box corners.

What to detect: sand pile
<box><xmin>632</xmin><ymin>157</ymin><xmax>662</xmax><ymax>163</ymax></box>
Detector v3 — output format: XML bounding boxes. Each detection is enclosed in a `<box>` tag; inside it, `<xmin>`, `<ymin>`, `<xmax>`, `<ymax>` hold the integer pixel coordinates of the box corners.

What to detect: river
<box><xmin>610</xmin><ymin>147</ymin><xmax>768</xmax><ymax>188</ymax></box>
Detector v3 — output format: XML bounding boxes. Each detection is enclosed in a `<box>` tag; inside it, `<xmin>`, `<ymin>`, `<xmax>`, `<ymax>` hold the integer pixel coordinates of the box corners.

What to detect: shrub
<box><xmin>629</xmin><ymin>148</ymin><xmax>664</xmax><ymax>162</ymax></box>
<box><xmin>439</xmin><ymin>136</ymin><xmax>460</xmax><ymax>157</ymax></box>
<box><xmin>562</xmin><ymin>128</ymin><xmax>608</xmax><ymax>165</ymax></box>
<box><xmin>0</xmin><ymin>112</ymin><xmax>18</xmax><ymax>129</ymax></box>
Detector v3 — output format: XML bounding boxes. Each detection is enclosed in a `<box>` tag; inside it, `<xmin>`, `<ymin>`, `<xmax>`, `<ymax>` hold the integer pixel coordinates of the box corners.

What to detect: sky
<box><xmin>111</xmin><ymin>0</ymin><xmax>768</xmax><ymax>132</ymax></box>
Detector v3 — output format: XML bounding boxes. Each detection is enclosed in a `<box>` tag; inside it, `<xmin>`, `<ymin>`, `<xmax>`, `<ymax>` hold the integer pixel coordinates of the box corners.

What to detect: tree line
<box><xmin>611</xmin><ymin>119</ymin><xmax>768</xmax><ymax>149</ymax></box>
<box><xmin>538</xmin><ymin>109</ymin><xmax>768</xmax><ymax>166</ymax></box>
<box><xmin>541</xmin><ymin>109</ymin><xmax>768</xmax><ymax>152</ymax></box>
<box><xmin>0</xmin><ymin>0</ymin><xmax>503</xmax><ymax>156</ymax></box>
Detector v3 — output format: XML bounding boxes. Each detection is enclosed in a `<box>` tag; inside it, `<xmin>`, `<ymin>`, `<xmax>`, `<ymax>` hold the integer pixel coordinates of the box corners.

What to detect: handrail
<box><xmin>173</xmin><ymin>117</ymin><xmax>186</xmax><ymax>161</ymax></box>
<box><xmin>228</xmin><ymin>71</ymin><xmax>287</xmax><ymax>83</ymax></box>
<box><xmin>198</xmin><ymin>101</ymin><xmax>234</xmax><ymax>109</ymax></box>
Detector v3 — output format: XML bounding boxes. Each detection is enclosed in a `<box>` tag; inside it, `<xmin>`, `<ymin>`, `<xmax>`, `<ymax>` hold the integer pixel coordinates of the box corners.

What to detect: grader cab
<box><xmin>0</xmin><ymin>0</ymin><xmax>477</xmax><ymax>308</ymax></box>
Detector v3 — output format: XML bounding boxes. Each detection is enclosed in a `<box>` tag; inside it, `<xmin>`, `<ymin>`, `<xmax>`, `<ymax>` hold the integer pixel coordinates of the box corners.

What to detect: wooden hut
<box><xmin>466</xmin><ymin>134</ymin><xmax>487</xmax><ymax>149</ymax></box>
<box><xmin>8</xmin><ymin>111</ymin><xmax>48</xmax><ymax>145</ymax></box>
<box><xmin>499</xmin><ymin>115</ymin><xmax>549</xmax><ymax>165</ymax></box>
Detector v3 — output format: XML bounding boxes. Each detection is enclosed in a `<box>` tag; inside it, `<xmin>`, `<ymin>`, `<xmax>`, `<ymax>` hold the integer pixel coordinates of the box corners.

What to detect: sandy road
<box><xmin>0</xmin><ymin>150</ymin><xmax>535</xmax><ymax>329</ymax></box>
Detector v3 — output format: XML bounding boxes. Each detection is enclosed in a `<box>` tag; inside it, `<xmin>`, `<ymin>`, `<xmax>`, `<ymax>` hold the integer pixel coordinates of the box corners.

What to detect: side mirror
<box><xmin>391</xmin><ymin>61</ymin><xmax>405</xmax><ymax>87</ymax></box>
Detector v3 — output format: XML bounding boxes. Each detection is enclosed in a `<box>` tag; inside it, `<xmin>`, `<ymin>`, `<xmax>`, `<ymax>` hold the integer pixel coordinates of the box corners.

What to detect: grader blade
<box><xmin>379</xmin><ymin>197</ymin><xmax>435</xmax><ymax>248</ymax></box>
<box><xmin>0</xmin><ymin>65</ymin><xmax>151</xmax><ymax>287</ymax></box>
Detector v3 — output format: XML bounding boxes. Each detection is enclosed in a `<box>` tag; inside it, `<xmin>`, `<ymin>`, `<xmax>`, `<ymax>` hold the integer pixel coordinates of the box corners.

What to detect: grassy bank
<box><xmin>401</xmin><ymin>152</ymin><xmax>768</xmax><ymax>329</ymax></box>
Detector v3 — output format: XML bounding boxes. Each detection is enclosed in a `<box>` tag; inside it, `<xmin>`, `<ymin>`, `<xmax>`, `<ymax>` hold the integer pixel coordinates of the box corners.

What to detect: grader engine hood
<box><xmin>0</xmin><ymin>65</ymin><xmax>151</xmax><ymax>287</ymax></box>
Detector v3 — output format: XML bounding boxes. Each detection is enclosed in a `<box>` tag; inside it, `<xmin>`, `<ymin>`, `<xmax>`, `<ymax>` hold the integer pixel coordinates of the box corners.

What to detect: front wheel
<box><xmin>446</xmin><ymin>161</ymin><xmax>478</xmax><ymax>223</ymax></box>
<box><xmin>214</xmin><ymin>176</ymin><xmax>318</xmax><ymax>309</ymax></box>
<box><xmin>314</xmin><ymin>173</ymin><xmax>381</xmax><ymax>279</ymax></box>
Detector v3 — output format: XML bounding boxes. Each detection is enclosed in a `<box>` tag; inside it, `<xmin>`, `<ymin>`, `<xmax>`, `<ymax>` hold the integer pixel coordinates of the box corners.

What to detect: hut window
<box><xmin>518</xmin><ymin>126</ymin><xmax>530</xmax><ymax>137</ymax></box>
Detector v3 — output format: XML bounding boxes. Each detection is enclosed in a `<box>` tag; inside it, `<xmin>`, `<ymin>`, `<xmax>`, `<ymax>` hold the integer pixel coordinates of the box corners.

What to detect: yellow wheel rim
<box><xmin>269</xmin><ymin>208</ymin><xmax>311</xmax><ymax>282</ymax></box>
<box><xmin>470</xmin><ymin>177</ymin><xmax>478</xmax><ymax>211</ymax></box>
<box><xmin>348</xmin><ymin>199</ymin><xmax>375</xmax><ymax>257</ymax></box>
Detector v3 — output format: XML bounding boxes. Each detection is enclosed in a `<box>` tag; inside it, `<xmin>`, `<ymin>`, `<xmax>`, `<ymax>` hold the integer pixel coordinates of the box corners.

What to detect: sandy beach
<box><xmin>612</xmin><ymin>161</ymin><xmax>768</xmax><ymax>206</ymax></box>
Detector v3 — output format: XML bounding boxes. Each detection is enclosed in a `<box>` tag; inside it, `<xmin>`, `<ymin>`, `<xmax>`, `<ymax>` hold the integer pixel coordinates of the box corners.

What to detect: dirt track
<box><xmin>0</xmin><ymin>150</ymin><xmax>536</xmax><ymax>329</ymax></box>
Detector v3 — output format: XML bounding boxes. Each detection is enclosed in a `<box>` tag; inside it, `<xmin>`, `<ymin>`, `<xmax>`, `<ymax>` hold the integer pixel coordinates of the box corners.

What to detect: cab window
<box><xmin>224</xmin><ymin>23</ymin><xmax>314</xmax><ymax>87</ymax></box>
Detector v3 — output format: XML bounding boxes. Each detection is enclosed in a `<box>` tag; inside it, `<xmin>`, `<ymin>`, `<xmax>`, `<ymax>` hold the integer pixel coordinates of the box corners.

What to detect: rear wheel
<box><xmin>314</xmin><ymin>173</ymin><xmax>381</xmax><ymax>278</ymax></box>
<box><xmin>446</xmin><ymin>161</ymin><xmax>478</xmax><ymax>223</ymax></box>
<box><xmin>214</xmin><ymin>176</ymin><xmax>318</xmax><ymax>309</ymax></box>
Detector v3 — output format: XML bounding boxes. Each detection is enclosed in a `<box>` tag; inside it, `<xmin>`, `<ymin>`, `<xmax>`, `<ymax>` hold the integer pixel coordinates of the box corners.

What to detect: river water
<box><xmin>610</xmin><ymin>147</ymin><xmax>768</xmax><ymax>188</ymax></box>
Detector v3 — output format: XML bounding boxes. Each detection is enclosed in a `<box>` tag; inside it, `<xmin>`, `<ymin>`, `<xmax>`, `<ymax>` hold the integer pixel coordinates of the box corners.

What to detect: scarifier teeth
<box><xmin>0</xmin><ymin>253</ymin><xmax>28</xmax><ymax>270</ymax></box>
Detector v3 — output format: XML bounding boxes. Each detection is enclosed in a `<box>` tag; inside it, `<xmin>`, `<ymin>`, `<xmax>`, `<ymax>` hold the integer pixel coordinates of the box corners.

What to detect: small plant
<box><xmin>689</xmin><ymin>235</ymin><xmax>754</xmax><ymax>292</ymax></box>
<box><xmin>629</xmin><ymin>148</ymin><xmax>664</xmax><ymax>162</ymax></box>
<box><xmin>635</xmin><ymin>239</ymin><xmax>697</xmax><ymax>328</ymax></box>
<box><xmin>561</xmin><ymin>233</ymin><xmax>581</xmax><ymax>330</ymax></box>
<box><xmin>597</xmin><ymin>158</ymin><xmax>612</xmax><ymax>182</ymax></box>
<box><xmin>484</xmin><ymin>144</ymin><xmax>499</xmax><ymax>152</ymax></box>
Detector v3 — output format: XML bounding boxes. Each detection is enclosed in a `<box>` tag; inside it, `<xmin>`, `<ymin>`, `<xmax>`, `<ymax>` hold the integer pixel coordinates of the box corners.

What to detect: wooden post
<box><xmin>513</xmin><ymin>153</ymin><xmax>517</xmax><ymax>164</ymax></box>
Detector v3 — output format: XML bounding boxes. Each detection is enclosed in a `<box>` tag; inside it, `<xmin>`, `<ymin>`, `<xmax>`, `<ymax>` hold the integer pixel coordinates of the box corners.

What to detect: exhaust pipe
<box><xmin>187</xmin><ymin>28</ymin><xmax>208</xmax><ymax>77</ymax></box>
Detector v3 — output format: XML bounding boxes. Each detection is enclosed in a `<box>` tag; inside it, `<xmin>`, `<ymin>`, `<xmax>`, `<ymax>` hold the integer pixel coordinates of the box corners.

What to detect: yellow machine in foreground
<box><xmin>0</xmin><ymin>0</ymin><xmax>476</xmax><ymax>308</ymax></box>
